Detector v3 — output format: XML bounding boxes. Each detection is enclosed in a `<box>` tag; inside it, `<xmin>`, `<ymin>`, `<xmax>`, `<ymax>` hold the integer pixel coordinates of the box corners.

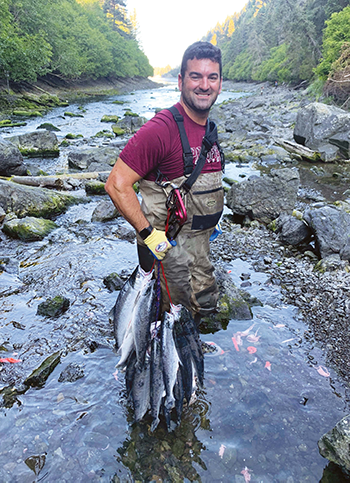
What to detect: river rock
<box><xmin>318</xmin><ymin>415</ymin><xmax>350</xmax><ymax>474</ymax></box>
<box><xmin>91</xmin><ymin>200</ymin><xmax>120</xmax><ymax>222</ymax></box>
<box><xmin>275</xmin><ymin>213</ymin><xmax>312</xmax><ymax>246</ymax></box>
<box><xmin>67</xmin><ymin>146</ymin><xmax>119</xmax><ymax>171</ymax></box>
<box><xmin>0</xmin><ymin>138</ymin><xmax>26</xmax><ymax>176</ymax></box>
<box><xmin>113</xmin><ymin>113</ymin><xmax>147</xmax><ymax>134</ymax></box>
<box><xmin>293</xmin><ymin>102</ymin><xmax>350</xmax><ymax>161</ymax></box>
<box><xmin>226</xmin><ymin>168</ymin><xmax>300</xmax><ymax>224</ymax></box>
<box><xmin>6</xmin><ymin>130</ymin><xmax>59</xmax><ymax>157</ymax></box>
<box><xmin>303</xmin><ymin>205</ymin><xmax>350</xmax><ymax>260</ymax></box>
<box><xmin>200</xmin><ymin>265</ymin><xmax>253</xmax><ymax>333</ymax></box>
<box><xmin>0</xmin><ymin>179</ymin><xmax>84</xmax><ymax>218</ymax></box>
<box><xmin>58</xmin><ymin>363</ymin><xmax>84</xmax><ymax>383</ymax></box>
<box><xmin>2</xmin><ymin>216</ymin><xmax>58</xmax><ymax>241</ymax></box>
<box><xmin>37</xmin><ymin>296</ymin><xmax>70</xmax><ymax>317</ymax></box>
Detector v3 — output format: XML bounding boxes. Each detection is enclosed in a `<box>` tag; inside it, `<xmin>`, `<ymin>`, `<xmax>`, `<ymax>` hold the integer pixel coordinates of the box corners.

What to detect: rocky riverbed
<box><xmin>1</xmin><ymin>77</ymin><xmax>350</xmax><ymax>479</ymax></box>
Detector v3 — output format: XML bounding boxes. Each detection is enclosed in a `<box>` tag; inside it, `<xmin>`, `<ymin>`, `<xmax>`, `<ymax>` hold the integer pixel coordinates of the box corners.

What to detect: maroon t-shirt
<box><xmin>119</xmin><ymin>102</ymin><xmax>222</xmax><ymax>181</ymax></box>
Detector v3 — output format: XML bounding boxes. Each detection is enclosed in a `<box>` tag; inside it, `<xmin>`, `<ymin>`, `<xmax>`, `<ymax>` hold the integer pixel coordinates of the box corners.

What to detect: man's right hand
<box><xmin>144</xmin><ymin>228</ymin><xmax>173</xmax><ymax>261</ymax></box>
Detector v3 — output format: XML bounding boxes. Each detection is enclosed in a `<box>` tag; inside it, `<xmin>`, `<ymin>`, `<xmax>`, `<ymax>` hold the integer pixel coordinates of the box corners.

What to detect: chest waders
<box><xmin>137</xmin><ymin>107</ymin><xmax>225</xmax><ymax>317</ymax></box>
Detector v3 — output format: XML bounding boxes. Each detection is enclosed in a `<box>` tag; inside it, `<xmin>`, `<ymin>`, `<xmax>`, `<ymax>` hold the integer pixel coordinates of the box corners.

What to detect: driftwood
<box><xmin>275</xmin><ymin>139</ymin><xmax>321</xmax><ymax>162</ymax></box>
<box><xmin>11</xmin><ymin>171</ymin><xmax>110</xmax><ymax>189</ymax></box>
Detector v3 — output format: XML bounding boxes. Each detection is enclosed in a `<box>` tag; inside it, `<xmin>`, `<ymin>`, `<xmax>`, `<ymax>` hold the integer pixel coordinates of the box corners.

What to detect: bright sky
<box><xmin>126</xmin><ymin>0</ymin><xmax>247</xmax><ymax>69</ymax></box>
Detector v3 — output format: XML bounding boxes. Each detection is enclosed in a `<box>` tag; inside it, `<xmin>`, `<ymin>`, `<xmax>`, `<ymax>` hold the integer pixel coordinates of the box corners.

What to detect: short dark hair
<box><xmin>180</xmin><ymin>41</ymin><xmax>222</xmax><ymax>79</ymax></box>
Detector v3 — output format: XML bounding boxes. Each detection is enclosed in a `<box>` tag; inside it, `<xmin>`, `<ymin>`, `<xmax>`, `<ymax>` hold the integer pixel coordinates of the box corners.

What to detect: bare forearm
<box><xmin>108</xmin><ymin>184</ymin><xmax>149</xmax><ymax>232</ymax></box>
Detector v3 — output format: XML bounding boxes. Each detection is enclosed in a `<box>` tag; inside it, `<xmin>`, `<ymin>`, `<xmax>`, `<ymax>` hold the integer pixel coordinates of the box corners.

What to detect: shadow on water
<box><xmin>1</xmin><ymin>83</ymin><xmax>350</xmax><ymax>482</ymax></box>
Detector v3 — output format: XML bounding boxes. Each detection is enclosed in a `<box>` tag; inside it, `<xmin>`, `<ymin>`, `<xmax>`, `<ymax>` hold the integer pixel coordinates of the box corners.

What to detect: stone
<box><xmin>294</xmin><ymin>102</ymin><xmax>350</xmax><ymax>161</ymax></box>
<box><xmin>6</xmin><ymin>130</ymin><xmax>59</xmax><ymax>157</ymax></box>
<box><xmin>67</xmin><ymin>146</ymin><xmax>119</xmax><ymax>171</ymax></box>
<box><xmin>0</xmin><ymin>138</ymin><xmax>26</xmax><ymax>176</ymax></box>
<box><xmin>275</xmin><ymin>213</ymin><xmax>312</xmax><ymax>246</ymax></box>
<box><xmin>318</xmin><ymin>415</ymin><xmax>350</xmax><ymax>474</ymax></box>
<box><xmin>91</xmin><ymin>200</ymin><xmax>120</xmax><ymax>222</ymax></box>
<box><xmin>226</xmin><ymin>168</ymin><xmax>300</xmax><ymax>224</ymax></box>
<box><xmin>37</xmin><ymin>295</ymin><xmax>70</xmax><ymax>317</ymax></box>
<box><xmin>2</xmin><ymin>216</ymin><xmax>57</xmax><ymax>241</ymax></box>
<box><xmin>24</xmin><ymin>352</ymin><xmax>61</xmax><ymax>388</ymax></box>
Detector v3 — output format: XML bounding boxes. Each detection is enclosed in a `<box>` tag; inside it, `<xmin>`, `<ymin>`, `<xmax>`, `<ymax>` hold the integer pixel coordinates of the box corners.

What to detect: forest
<box><xmin>202</xmin><ymin>0</ymin><xmax>350</xmax><ymax>104</ymax></box>
<box><xmin>0</xmin><ymin>0</ymin><xmax>153</xmax><ymax>89</ymax></box>
<box><xmin>1</xmin><ymin>0</ymin><xmax>350</xmax><ymax>105</ymax></box>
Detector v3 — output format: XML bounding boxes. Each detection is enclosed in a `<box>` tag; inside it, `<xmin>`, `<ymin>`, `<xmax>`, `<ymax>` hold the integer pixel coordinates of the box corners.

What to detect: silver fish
<box><xmin>133</xmin><ymin>280</ymin><xmax>156</xmax><ymax>370</ymax></box>
<box><xmin>161</xmin><ymin>304</ymin><xmax>181</xmax><ymax>415</ymax></box>
<box><xmin>179</xmin><ymin>306</ymin><xmax>204</xmax><ymax>388</ymax></box>
<box><xmin>130</xmin><ymin>354</ymin><xmax>151</xmax><ymax>422</ymax></box>
<box><xmin>112</xmin><ymin>265</ymin><xmax>153</xmax><ymax>350</ymax></box>
<box><xmin>150</xmin><ymin>326</ymin><xmax>165</xmax><ymax>432</ymax></box>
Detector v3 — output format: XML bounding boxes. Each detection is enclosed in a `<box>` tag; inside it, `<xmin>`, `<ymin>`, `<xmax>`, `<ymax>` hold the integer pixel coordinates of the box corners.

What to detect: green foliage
<box><xmin>0</xmin><ymin>0</ymin><xmax>152</xmax><ymax>84</ymax></box>
<box><xmin>315</xmin><ymin>5</ymin><xmax>350</xmax><ymax>79</ymax></box>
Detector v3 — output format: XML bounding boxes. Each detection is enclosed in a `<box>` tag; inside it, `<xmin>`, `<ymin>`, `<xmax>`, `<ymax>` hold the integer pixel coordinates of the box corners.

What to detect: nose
<box><xmin>199</xmin><ymin>76</ymin><xmax>209</xmax><ymax>91</ymax></box>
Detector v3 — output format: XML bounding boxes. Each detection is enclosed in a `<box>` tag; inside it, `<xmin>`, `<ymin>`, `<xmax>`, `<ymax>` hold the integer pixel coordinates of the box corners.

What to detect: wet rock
<box><xmin>85</xmin><ymin>180</ymin><xmax>107</xmax><ymax>196</ymax></box>
<box><xmin>67</xmin><ymin>146</ymin><xmax>119</xmax><ymax>171</ymax></box>
<box><xmin>2</xmin><ymin>216</ymin><xmax>57</xmax><ymax>241</ymax></box>
<box><xmin>303</xmin><ymin>205</ymin><xmax>350</xmax><ymax>260</ymax></box>
<box><xmin>0</xmin><ymin>205</ymin><xmax>5</xmax><ymax>223</ymax></box>
<box><xmin>0</xmin><ymin>138</ymin><xmax>26</xmax><ymax>176</ymax></box>
<box><xmin>103</xmin><ymin>272</ymin><xmax>124</xmax><ymax>291</ymax></box>
<box><xmin>24</xmin><ymin>351</ymin><xmax>61</xmax><ymax>388</ymax></box>
<box><xmin>200</xmin><ymin>265</ymin><xmax>253</xmax><ymax>333</ymax></box>
<box><xmin>58</xmin><ymin>363</ymin><xmax>84</xmax><ymax>383</ymax></box>
<box><xmin>113</xmin><ymin>113</ymin><xmax>147</xmax><ymax>134</ymax></box>
<box><xmin>37</xmin><ymin>123</ymin><xmax>60</xmax><ymax>131</ymax></box>
<box><xmin>91</xmin><ymin>200</ymin><xmax>120</xmax><ymax>222</ymax></box>
<box><xmin>275</xmin><ymin>213</ymin><xmax>312</xmax><ymax>246</ymax></box>
<box><xmin>101</xmin><ymin>115</ymin><xmax>119</xmax><ymax>123</ymax></box>
<box><xmin>0</xmin><ymin>179</ymin><xmax>85</xmax><ymax>218</ymax></box>
<box><xmin>37</xmin><ymin>296</ymin><xmax>70</xmax><ymax>317</ymax></box>
<box><xmin>6</xmin><ymin>130</ymin><xmax>59</xmax><ymax>157</ymax></box>
<box><xmin>294</xmin><ymin>102</ymin><xmax>350</xmax><ymax>161</ymax></box>
<box><xmin>226</xmin><ymin>168</ymin><xmax>300</xmax><ymax>224</ymax></box>
<box><xmin>318</xmin><ymin>415</ymin><xmax>350</xmax><ymax>474</ymax></box>
<box><xmin>25</xmin><ymin>454</ymin><xmax>46</xmax><ymax>476</ymax></box>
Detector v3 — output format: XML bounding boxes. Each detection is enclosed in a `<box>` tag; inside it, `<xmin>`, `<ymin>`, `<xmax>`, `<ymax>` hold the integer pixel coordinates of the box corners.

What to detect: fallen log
<box><xmin>275</xmin><ymin>139</ymin><xmax>321</xmax><ymax>162</ymax></box>
<box><xmin>10</xmin><ymin>171</ymin><xmax>110</xmax><ymax>189</ymax></box>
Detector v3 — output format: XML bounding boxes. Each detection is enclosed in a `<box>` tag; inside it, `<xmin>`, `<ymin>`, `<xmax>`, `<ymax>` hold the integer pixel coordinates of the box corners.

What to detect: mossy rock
<box><xmin>37</xmin><ymin>296</ymin><xmax>70</xmax><ymax>318</ymax></box>
<box><xmin>64</xmin><ymin>111</ymin><xmax>84</xmax><ymax>118</ymax></box>
<box><xmin>65</xmin><ymin>133</ymin><xmax>83</xmax><ymax>139</ymax></box>
<box><xmin>13</xmin><ymin>110</ymin><xmax>43</xmax><ymax>117</ymax></box>
<box><xmin>112</xmin><ymin>100</ymin><xmax>125</xmax><ymax>105</ymax></box>
<box><xmin>93</xmin><ymin>130</ymin><xmax>114</xmax><ymax>139</ymax></box>
<box><xmin>223</xmin><ymin>177</ymin><xmax>236</xmax><ymax>186</ymax></box>
<box><xmin>103</xmin><ymin>273</ymin><xmax>124</xmax><ymax>291</ymax></box>
<box><xmin>0</xmin><ymin>120</ymin><xmax>27</xmax><ymax>128</ymax></box>
<box><xmin>124</xmin><ymin>110</ymin><xmax>139</xmax><ymax>117</ymax></box>
<box><xmin>24</xmin><ymin>351</ymin><xmax>61</xmax><ymax>388</ymax></box>
<box><xmin>112</xmin><ymin>125</ymin><xmax>125</xmax><ymax>136</ymax></box>
<box><xmin>2</xmin><ymin>216</ymin><xmax>58</xmax><ymax>241</ymax></box>
<box><xmin>37</xmin><ymin>123</ymin><xmax>61</xmax><ymax>132</ymax></box>
<box><xmin>85</xmin><ymin>181</ymin><xmax>107</xmax><ymax>196</ymax></box>
<box><xmin>101</xmin><ymin>115</ymin><xmax>119</xmax><ymax>123</ymax></box>
<box><xmin>18</xmin><ymin>147</ymin><xmax>60</xmax><ymax>158</ymax></box>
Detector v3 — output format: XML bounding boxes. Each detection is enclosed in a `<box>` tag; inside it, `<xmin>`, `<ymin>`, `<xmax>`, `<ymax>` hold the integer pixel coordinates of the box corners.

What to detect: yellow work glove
<box><xmin>144</xmin><ymin>228</ymin><xmax>173</xmax><ymax>261</ymax></box>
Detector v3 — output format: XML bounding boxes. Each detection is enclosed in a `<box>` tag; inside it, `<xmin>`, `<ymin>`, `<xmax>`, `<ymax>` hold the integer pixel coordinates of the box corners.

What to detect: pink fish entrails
<box><xmin>0</xmin><ymin>357</ymin><xmax>21</xmax><ymax>363</ymax></box>
<box><xmin>317</xmin><ymin>365</ymin><xmax>330</xmax><ymax>377</ymax></box>
<box><xmin>219</xmin><ymin>444</ymin><xmax>226</xmax><ymax>458</ymax></box>
<box><xmin>241</xmin><ymin>466</ymin><xmax>252</xmax><ymax>482</ymax></box>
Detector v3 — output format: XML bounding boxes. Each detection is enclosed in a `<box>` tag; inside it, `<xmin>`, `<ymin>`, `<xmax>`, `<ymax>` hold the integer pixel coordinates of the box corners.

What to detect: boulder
<box><xmin>275</xmin><ymin>213</ymin><xmax>312</xmax><ymax>246</ymax></box>
<box><xmin>318</xmin><ymin>415</ymin><xmax>350</xmax><ymax>474</ymax></box>
<box><xmin>303</xmin><ymin>205</ymin><xmax>350</xmax><ymax>260</ymax></box>
<box><xmin>293</xmin><ymin>102</ymin><xmax>350</xmax><ymax>161</ymax></box>
<box><xmin>6</xmin><ymin>130</ymin><xmax>59</xmax><ymax>157</ymax></box>
<box><xmin>113</xmin><ymin>114</ymin><xmax>147</xmax><ymax>134</ymax></box>
<box><xmin>226</xmin><ymin>168</ymin><xmax>300</xmax><ymax>224</ymax></box>
<box><xmin>0</xmin><ymin>138</ymin><xmax>26</xmax><ymax>176</ymax></box>
<box><xmin>0</xmin><ymin>179</ymin><xmax>85</xmax><ymax>218</ymax></box>
<box><xmin>91</xmin><ymin>200</ymin><xmax>120</xmax><ymax>222</ymax></box>
<box><xmin>68</xmin><ymin>146</ymin><xmax>119</xmax><ymax>171</ymax></box>
<box><xmin>2</xmin><ymin>216</ymin><xmax>57</xmax><ymax>241</ymax></box>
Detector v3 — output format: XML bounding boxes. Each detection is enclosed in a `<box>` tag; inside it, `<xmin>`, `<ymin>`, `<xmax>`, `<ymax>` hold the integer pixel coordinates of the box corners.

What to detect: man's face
<box><xmin>178</xmin><ymin>57</ymin><xmax>222</xmax><ymax>118</ymax></box>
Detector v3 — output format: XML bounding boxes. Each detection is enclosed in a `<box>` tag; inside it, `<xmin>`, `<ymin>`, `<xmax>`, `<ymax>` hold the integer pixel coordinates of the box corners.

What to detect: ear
<box><xmin>178</xmin><ymin>73</ymin><xmax>182</xmax><ymax>92</ymax></box>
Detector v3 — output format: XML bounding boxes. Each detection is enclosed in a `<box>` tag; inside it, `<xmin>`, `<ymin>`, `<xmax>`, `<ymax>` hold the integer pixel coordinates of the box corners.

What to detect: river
<box><xmin>0</xmin><ymin>79</ymin><xmax>349</xmax><ymax>483</ymax></box>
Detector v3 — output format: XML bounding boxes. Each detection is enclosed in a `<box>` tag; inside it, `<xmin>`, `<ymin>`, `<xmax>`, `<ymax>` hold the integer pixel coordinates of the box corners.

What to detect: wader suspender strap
<box><xmin>167</xmin><ymin>106</ymin><xmax>223</xmax><ymax>193</ymax></box>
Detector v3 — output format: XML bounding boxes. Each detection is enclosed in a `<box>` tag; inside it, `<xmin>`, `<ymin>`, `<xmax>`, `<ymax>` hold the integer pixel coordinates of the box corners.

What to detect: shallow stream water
<box><xmin>1</xmin><ymin>80</ymin><xmax>350</xmax><ymax>482</ymax></box>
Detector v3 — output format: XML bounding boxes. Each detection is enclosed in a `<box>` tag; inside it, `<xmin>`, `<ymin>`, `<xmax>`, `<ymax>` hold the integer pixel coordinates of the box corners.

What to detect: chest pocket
<box><xmin>186</xmin><ymin>172</ymin><xmax>224</xmax><ymax>231</ymax></box>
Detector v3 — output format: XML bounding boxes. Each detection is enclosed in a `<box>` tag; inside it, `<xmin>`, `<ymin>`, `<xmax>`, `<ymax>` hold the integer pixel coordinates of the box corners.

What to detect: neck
<box><xmin>179</xmin><ymin>99</ymin><xmax>208</xmax><ymax>126</ymax></box>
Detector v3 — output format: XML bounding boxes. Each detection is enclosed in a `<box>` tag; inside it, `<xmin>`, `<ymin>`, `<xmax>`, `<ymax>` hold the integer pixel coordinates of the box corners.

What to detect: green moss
<box><xmin>2</xmin><ymin>217</ymin><xmax>58</xmax><ymax>241</ymax></box>
<box><xmin>112</xmin><ymin>125</ymin><xmax>125</xmax><ymax>136</ymax></box>
<box><xmin>0</xmin><ymin>120</ymin><xmax>27</xmax><ymax>128</ymax></box>
<box><xmin>112</xmin><ymin>100</ymin><xmax>125</xmax><ymax>105</ymax></box>
<box><xmin>93</xmin><ymin>130</ymin><xmax>114</xmax><ymax>138</ymax></box>
<box><xmin>37</xmin><ymin>123</ymin><xmax>60</xmax><ymax>132</ymax></box>
<box><xmin>13</xmin><ymin>110</ymin><xmax>43</xmax><ymax>117</ymax></box>
<box><xmin>64</xmin><ymin>111</ymin><xmax>84</xmax><ymax>118</ymax></box>
<box><xmin>101</xmin><ymin>115</ymin><xmax>119</xmax><ymax>123</ymax></box>
<box><xmin>37</xmin><ymin>296</ymin><xmax>70</xmax><ymax>318</ymax></box>
<box><xmin>85</xmin><ymin>181</ymin><xmax>107</xmax><ymax>195</ymax></box>
<box><xmin>65</xmin><ymin>133</ymin><xmax>83</xmax><ymax>139</ymax></box>
<box><xmin>19</xmin><ymin>148</ymin><xmax>60</xmax><ymax>158</ymax></box>
<box><xmin>124</xmin><ymin>110</ymin><xmax>139</xmax><ymax>117</ymax></box>
<box><xmin>24</xmin><ymin>351</ymin><xmax>61</xmax><ymax>388</ymax></box>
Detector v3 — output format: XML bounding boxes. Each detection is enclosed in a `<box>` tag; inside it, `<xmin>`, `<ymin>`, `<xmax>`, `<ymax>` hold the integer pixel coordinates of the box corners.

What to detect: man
<box><xmin>105</xmin><ymin>41</ymin><xmax>224</xmax><ymax>321</ymax></box>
